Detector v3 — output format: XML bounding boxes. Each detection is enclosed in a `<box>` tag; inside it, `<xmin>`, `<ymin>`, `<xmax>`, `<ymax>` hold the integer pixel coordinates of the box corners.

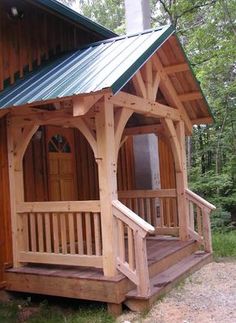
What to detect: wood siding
<box><xmin>0</xmin><ymin>0</ymin><xmax>101</xmax><ymax>90</ymax></box>
<box><xmin>0</xmin><ymin>117</ymin><xmax>13</xmax><ymax>286</ymax></box>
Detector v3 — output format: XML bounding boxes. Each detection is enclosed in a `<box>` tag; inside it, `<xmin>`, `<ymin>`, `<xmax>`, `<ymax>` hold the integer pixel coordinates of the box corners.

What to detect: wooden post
<box><xmin>95</xmin><ymin>97</ymin><xmax>118</xmax><ymax>276</ymax></box>
<box><xmin>175</xmin><ymin>121</ymin><xmax>189</xmax><ymax>240</ymax></box>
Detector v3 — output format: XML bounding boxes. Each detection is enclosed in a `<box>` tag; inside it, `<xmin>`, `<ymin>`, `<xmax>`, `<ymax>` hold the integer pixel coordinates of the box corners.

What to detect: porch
<box><xmin>5</xmin><ymin>235</ymin><xmax>212</xmax><ymax>313</ymax></box>
<box><xmin>4</xmin><ymin>187</ymin><xmax>215</xmax><ymax>313</ymax></box>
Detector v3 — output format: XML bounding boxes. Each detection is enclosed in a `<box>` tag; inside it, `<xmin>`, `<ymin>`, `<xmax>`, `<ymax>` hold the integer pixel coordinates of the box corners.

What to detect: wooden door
<box><xmin>46</xmin><ymin>126</ymin><xmax>78</xmax><ymax>201</ymax></box>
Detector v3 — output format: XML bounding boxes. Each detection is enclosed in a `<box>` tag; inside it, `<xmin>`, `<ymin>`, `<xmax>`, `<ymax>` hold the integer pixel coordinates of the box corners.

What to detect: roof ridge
<box><xmin>78</xmin><ymin>25</ymin><xmax>173</xmax><ymax>50</ymax></box>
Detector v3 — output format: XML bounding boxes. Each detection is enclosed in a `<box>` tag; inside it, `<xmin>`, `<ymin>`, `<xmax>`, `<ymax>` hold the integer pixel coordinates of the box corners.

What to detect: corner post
<box><xmin>95</xmin><ymin>95</ymin><xmax>118</xmax><ymax>276</ymax></box>
<box><xmin>176</xmin><ymin>120</ymin><xmax>189</xmax><ymax>240</ymax></box>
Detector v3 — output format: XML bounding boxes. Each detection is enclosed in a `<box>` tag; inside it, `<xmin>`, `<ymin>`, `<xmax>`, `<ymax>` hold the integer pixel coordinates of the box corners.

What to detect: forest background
<box><xmin>60</xmin><ymin>0</ymin><xmax>236</xmax><ymax>232</ymax></box>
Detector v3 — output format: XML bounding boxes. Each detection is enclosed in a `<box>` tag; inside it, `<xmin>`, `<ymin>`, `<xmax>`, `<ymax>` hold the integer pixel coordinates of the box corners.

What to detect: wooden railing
<box><xmin>118</xmin><ymin>189</ymin><xmax>179</xmax><ymax>236</ymax></box>
<box><xmin>112</xmin><ymin>200</ymin><xmax>155</xmax><ymax>297</ymax></box>
<box><xmin>185</xmin><ymin>189</ymin><xmax>216</xmax><ymax>252</ymax></box>
<box><xmin>16</xmin><ymin>201</ymin><xmax>103</xmax><ymax>268</ymax></box>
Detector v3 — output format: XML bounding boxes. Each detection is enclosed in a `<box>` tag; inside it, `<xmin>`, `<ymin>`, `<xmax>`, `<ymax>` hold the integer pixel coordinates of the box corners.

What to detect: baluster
<box><xmin>30</xmin><ymin>213</ymin><xmax>36</xmax><ymax>252</ymax></box>
<box><xmin>127</xmin><ymin>227</ymin><xmax>135</xmax><ymax>270</ymax></box>
<box><xmin>76</xmin><ymin>212</ymin><xmax>84</xmax><ymax>254</ymax></box>
<box><xmin>37</xmin><ymin>213</ymin><xmax>44</xmax><ymax>252</ymax></box>
<box><xmin>196</xmin><ymin>207</ymin><xmax>202</xmax><ymax>237</ymax></box>
<box><xmin>151</xmin><ymin>198</ymin><xmax>157</xmax><ymax>227</ymax></box>
<box><xmin>45</xmin><ymin>213</ymin><xmax>52</xmax><ymax>253</ymax></box>
<box><xmin>68</xmin><ymin>213</ymin><xmax>75</xmax><ymax>254</ymax></box>
<box><xmin>117</xmin><ymin>219</ymin><xmax>125</xmax><ymax>262</ymax></box>
<box><xmin>139</xmin><ymin>198</ymin><xmax>145</xmax><ymax>220</ymax></box>
<box><xmin>52</xmin><ymin>213</ymin><xmax>59</xmax><ymax>253</ymax></box>
<box><xmin>22</xmin><ymin>213</ymin><xmax>29</xmax><ymax>252</ymax></box>
<box><xmin>189</xmin><ymin>202</ymin><xmax>195</xmax><ymax>230</ymax></box>
<box><xmin>146</xmin><ymin>198</ymin><xmax>151</xmax><ymax>225</ymax></box>
<box><xmin>94</xmin><ymin>213</ymin><xmax>102</xmax><ymax>256</ymax></box>
<box><xmin>60</xmin><ymin>213</ymin><xmax>67</xmax><ymax>254</ymax></box>
<box><xmin>133</xmin><ymin>198</ymin><xmax>138</xmax><ymax>214</ymax></box>
<box><xmin>85</xmin><ymin>212</ymin><xmax>92</xmax><ymax>255</ymax></box>
<box><xmin>159</xmin><ymin>198</ymin><xmax>164</xmax><ymax>227</ymax></box>
<box><xmin>166</xmin><ymin>198</ymin><xmax>171</xmax><ymax>227</ymax></box>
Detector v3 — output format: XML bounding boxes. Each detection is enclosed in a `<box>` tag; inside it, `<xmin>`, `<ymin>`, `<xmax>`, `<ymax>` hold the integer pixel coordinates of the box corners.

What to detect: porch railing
<box><xmin>118</xmin><ymin>189</ymin><xmax>179</xmax><ymax>236</ymax></box>
<box><xmin>185</xmin><ymin>189</ymin><xmax>216</xmax><ymax>252</ymax></box>
<box><xmin>112</xmin><ymin>200</ymin><xmax>155</xmax><ymax>297</ymax></box>
<box><xmin>16</xmin><ymin>201</ymin><xmax>103</xmax><ymax>268</ymax></box>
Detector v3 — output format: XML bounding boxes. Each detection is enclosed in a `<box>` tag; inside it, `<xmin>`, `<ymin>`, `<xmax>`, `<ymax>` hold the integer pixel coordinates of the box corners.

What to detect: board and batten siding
<box><xmin>0</xmin><ymin>117</ymin><xmax>13</xmax><ymax>287</ymax></box>
<box><xmin>0</xmin><ymin>0</ymin><xmax>101</xmax><ymax>91</ymax></box>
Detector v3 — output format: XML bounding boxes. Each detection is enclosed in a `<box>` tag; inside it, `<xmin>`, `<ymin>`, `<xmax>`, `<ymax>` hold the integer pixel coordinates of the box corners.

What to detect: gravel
<box><xmin>118</xmin><ymin>260</ymin><xmax>236</xmax><ymax>323</ymax></box>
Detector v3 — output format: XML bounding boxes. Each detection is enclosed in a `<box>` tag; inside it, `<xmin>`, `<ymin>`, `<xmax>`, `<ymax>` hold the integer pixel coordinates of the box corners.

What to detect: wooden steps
<box><xmin>125</xmin><ymin>251</ymin><xmax>212</xmax><ymax>311</ymax></box>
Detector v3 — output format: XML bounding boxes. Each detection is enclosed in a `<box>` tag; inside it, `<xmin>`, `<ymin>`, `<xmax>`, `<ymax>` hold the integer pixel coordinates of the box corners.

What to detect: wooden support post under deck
<box><xmin>95</xmin><ymin>97</ymin><xmax>118</xmax><ymax>276</ymax></box>
<box><xmin>176</xmin><ymin>121</ymin><xmax>189</xmax><ymax>240</ymax></box>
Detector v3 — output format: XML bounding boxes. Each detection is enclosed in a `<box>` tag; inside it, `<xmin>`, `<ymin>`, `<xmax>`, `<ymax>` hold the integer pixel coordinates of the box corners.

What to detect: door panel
<box><xmin>46</xmin><ymin>126</ymin><xmax>78</xmax><ymax>201</ymax></box>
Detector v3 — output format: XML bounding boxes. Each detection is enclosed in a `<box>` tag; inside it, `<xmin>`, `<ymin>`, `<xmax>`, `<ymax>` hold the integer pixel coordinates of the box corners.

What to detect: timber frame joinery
<box><xmin>0</xmin><ymin>1</ymin><xmax>216</xmax><ymax>313</ymax></box>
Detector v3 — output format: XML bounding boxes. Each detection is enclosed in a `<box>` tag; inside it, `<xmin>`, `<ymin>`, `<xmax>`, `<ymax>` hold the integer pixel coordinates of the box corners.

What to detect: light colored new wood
<box><xmin>37</xmin><ymin>213</ymin><xmax>44</xmax><ymax>253</ymax></box>
<box><xmin>152</xmin><ymin>54</ymin><xmax>193</xmax><ymax>134</ymax></box>
<box><xmin>18</xmin><ymin>252</ymin><xmax>103</xmax><ymax>268</ymax></box>
<box><xmin>73</xmin><ymin>94</ymin><xmax>103</xmax><ymax>116</ymax></box>
<box><xmin>52</xmin><ymin>213</ymin><xmax>59</xmax><ymax>254</ymax></box>
<box><xmin>85</xmin><ymin>212</ymin><xmax>92</xmax><ymax>255</ymax></box>
<box><xmin>95</xmin><ymin>98</ymin><xmax>118</xmax><ymax>276</ymax></box>
<box><xmin>94</xmin><ymin>213</ymin><xmax>102</xmax><ymax>256</ymax></box>
<box><xmin>155</xmin><ymin>227</ymin><xmax>179</xmax><ymax>236</ymax></box>
<box><xmin>185</xmin><ymin>189</ymin><xmax>216</xmax><ymax>211</ymax></box>
<box><xmin>202</xmin><ymin>210</ymin><xmax>212</xmax><ymax>253</ymax></box>
<box><xmin>76</xmin><ymin>213</ymin><xmax>84</xmax><ymax>254</ymax></box>
<box><xmin>45</xmin><ymin>213</ymin><xmax>52</xmax><ymax>253</ymax></box>
<box><xmin>127</xmin><ymin>227</ymin><xmax>135</xmax><ymax>271</ymax></box>
<box><xmin>16</xmin><ymin>201</ymin><xmax>101</xmax><ymax>213</ymax></box>
<box><xmin>109</xmin><ymin>92</ymin><xmax>181</xmax><ymax>121</ymax></box>
<box><xmin>117</xmin><ymin>220</ymin><xmax>125</xmax><ymax>262</ymax></box>
<box><xmin>68</xmin><ymin>213</ymin><xmax>75</xmax><ymax>254</ymax></box>
<box><xmin>132</xmin><ymin>71</ymin><xmax>147</xmax><ymax>98</ymax></box>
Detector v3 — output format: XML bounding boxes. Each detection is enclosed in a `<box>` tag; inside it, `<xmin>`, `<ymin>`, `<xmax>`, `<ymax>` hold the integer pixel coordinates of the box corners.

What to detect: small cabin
<box><xmin>0</xmin><ymin>0</ymin><xmax>216</xmax><ymax>315</ymax></box>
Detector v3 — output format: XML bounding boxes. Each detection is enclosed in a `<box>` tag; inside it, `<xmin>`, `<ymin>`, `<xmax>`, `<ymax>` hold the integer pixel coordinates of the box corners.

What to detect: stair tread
<box><xmin>126</xmin><ymin>251</ymin><xmax>211</xmax><ymax>299</ymax></box>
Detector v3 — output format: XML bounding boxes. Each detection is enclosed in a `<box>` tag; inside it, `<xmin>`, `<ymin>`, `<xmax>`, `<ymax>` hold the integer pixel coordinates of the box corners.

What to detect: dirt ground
<box><xmin>118</xmin><ymin>260</ymin><xmax>236</xmax><ymax>323</ymax></box>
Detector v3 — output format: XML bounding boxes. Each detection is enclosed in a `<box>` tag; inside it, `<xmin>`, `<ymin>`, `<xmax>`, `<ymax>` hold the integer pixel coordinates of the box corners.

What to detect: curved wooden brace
<box><xmin>71</xmin><ymin>118</ymin><xmax>98</xmax><ymax>158</ymax></box>
<box><xmin>162</xmin><ymin>118</ymin><xmax>182</xmax><ymax>172</ymax></box>
<box><xmin>114</xmin><ymin>107</ymin><xmax>133</xmax><ymax>159</ymax></box>
<box><xmin>14</xmin><ymin>125</ymin><xmax>39</xmax><ymax>171</ymax></box>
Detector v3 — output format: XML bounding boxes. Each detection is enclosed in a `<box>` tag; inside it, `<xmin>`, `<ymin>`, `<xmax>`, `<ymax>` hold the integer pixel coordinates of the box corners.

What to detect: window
<box><xmin>48</xmin><ymin>134</ymin><xmax>71</xmax><ymax>153</ymax></box>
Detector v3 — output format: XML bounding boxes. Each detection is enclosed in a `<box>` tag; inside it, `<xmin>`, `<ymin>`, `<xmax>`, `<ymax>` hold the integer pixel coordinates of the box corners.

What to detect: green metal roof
<box><xmin>34</xmin><ymin>0</ymin><xmax>116</xmax><ymax>38</ymax></box>
<box><xmin>0</xmin><ymin>25</ymin><xmax>175</xmax><ymax>110</ymax></box>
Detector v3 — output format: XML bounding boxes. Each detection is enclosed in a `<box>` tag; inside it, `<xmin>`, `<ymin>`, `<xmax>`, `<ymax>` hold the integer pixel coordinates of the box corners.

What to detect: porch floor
<box><xmin>4</xmin><ymin>236</ymin><xmax>212</xmax><ymax>312</ymax></box>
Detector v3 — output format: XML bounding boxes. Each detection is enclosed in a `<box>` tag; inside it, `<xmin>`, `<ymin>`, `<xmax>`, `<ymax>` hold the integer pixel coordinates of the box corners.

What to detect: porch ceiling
<box><xmin>0</xmin><ymin>25</ymin><xmax>213</xmax><ymax>125</ymax></box>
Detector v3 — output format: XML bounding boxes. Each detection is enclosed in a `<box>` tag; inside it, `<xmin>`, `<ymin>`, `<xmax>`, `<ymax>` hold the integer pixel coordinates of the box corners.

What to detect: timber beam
<box><xmin>108</xmin><ymin>92</ymin><xmax>181</xmax><ymax>122</ymax></box>
<box><xmin>124</xmin><ymin>124</ymin><xmax>164</xmax><ymax>136</ymax></box>
<box><xmin>73</xmin><ymin>94</ymin><xmax>103</xmax><ymax>116</ymax></box>
<box><xmin>152</xmin><ymin>54</ymin><xmax>193</xmax><ymax>134</ymax></box>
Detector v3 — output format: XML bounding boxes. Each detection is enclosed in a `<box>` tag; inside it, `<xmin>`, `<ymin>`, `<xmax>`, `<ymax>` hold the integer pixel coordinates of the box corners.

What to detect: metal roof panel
<box><xmin>0</xmin><ymin>25</ymin><xmax>175</xmax><ymax>110</ymax></box>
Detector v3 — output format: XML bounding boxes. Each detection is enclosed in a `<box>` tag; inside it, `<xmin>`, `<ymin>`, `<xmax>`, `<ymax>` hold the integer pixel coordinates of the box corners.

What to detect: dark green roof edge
<box><xmin>111</xmin><ymin>25</ymin><xmax>175</xmax><ymax>94</ymax></box>
<box><xmin>174</xmin><ymin>35</ymin><xmax>215</xmax><ymax>123</ymax></box>
<box><xmin>35</xmin><ymin>0</ymin><xmax>116</xmax><ymax>39</ymax></box>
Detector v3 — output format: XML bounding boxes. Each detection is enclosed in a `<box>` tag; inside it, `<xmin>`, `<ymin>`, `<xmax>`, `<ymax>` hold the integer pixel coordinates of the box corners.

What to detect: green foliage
<box><xmin>212</xmin><ymin>231</ymin><xmax>236</xmax><ymax>258</ymax></box>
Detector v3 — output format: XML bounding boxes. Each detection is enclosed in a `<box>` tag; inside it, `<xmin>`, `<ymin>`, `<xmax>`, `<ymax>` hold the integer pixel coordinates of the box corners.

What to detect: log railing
<box><xmin>185</xmin><ymin>189</ymin><xmax>216</xmax><ymax>252</ymax></box>
<box><xmin>16</xmin><ymin>200</ymin><xmax>103</xmax><ymax>268</ymax></box>
<box><xmin>112</xmin><ymin>200</ymin><xmax>155</xmax><ymax>297</ymax></box>
<box><xmin>118</xmin><ymin>189</ymin><xmax>178</xmax><ymax>236</ymax></box>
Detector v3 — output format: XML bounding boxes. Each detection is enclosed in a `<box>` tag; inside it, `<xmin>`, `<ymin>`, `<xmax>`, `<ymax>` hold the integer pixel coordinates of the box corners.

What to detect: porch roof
<box><xmin>0</xmin><ymin>25</ymin><xmax>213</xmax><ymax>124</ymax></box>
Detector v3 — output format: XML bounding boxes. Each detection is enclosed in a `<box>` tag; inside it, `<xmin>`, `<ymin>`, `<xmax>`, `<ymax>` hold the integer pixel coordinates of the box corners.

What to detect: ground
<box><xmin>118</xmin><ymin>260</ymin><xmax>236</xmax><ymax>323</ymax></box>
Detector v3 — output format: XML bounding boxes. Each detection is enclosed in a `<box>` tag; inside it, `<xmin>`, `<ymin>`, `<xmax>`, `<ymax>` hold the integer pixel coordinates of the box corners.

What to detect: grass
<box><xmin>212</xmin><ymin>230</ymin><xmax>236</xmax><ymax>259</ymax></box>
<box><xmin>0</xmin><ymin>298</ymin><xmax>116</xmax><ymax>323</ymax></box>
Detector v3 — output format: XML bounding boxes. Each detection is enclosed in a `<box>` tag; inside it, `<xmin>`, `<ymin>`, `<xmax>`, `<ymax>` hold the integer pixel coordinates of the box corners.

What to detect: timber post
<box><xmin>176</xmin><ymin>120</ymin><xmax>189</xmax><ymax>240</ymax></box>
<box><xmin>95</xmin><ymin>96</ymin><xmax>118</xmax><ymax>276</ymax></box>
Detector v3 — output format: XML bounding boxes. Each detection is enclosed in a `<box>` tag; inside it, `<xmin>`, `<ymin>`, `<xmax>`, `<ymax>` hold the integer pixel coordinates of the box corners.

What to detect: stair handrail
<box><xmin>185</xmin><ymin>189</ymin><xmax>216</xmax><ymax>253</ymax></box>
<box><xmin>185</xmin><ymin>189</ymin><xmax>216</xmax><ymax>212</ymax></box>
<box><xmin>112</xmin><ymin>200</ymin><xmax>155</xmax><ymax>297</ymax></box>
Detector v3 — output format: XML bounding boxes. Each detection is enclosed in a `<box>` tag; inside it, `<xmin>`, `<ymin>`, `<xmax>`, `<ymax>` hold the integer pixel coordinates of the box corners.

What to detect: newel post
<box><xmin>95</xmin><ymin>96</ymin><xmax>118</xmax><ymax>276</ymax></box>
<box><xmin>175</xmin><ymin>121</ymin><xmax>189</xmax><ymax>240</ymax></box>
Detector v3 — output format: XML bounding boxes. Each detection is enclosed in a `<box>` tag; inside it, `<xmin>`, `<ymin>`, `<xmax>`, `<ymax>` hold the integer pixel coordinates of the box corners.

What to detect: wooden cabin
<box><xmin>0</xmin><ymin>0</ymin><xmax>216</xmax><ymax>315</ymax></box>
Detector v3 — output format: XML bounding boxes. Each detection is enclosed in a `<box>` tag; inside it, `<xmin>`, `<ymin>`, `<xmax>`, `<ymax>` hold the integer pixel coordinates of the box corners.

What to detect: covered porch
<box><xmin>0</xmin><ymin>26</ymin><xmax>216</xmax><ymax>314</ymax></box>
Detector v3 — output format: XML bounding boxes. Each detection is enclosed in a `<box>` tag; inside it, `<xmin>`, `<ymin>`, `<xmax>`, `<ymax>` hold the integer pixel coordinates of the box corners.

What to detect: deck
<box><xmin>5</xmin><ymin>236</ymin><xmax>212</xmax><ymax>313</ymax></box>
